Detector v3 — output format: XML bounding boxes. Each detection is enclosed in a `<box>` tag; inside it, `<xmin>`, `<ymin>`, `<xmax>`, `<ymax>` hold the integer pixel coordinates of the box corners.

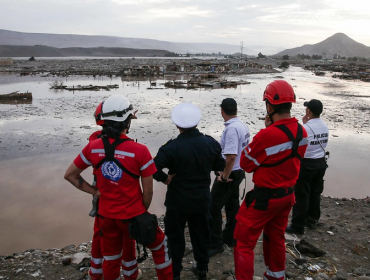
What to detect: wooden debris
<box><xmin>0</xmin><ymin>91</ymin><xmax>32</xmax><ymax>100</ymax></box>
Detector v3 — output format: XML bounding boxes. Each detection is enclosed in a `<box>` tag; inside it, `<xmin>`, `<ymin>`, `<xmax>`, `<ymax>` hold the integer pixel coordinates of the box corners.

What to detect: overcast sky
<box><xmin>1</xmin><ymin>0</ymin><xmax>369</xmax><ymax>50</ymax></box>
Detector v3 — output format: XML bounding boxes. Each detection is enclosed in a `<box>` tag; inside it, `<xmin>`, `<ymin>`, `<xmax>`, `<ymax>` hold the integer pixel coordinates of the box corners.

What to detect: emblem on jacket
<box><xmin>101</xmin><ymin>161</ymin><xmax>123</xmax><ymax>182</ymax></box>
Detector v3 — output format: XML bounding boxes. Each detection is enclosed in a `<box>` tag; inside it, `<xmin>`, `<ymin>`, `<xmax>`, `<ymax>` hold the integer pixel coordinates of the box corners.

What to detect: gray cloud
<box><xmin>1</xmin><ymin>0</ymin><xmax>369</xmax><ymax>52</ymax></box>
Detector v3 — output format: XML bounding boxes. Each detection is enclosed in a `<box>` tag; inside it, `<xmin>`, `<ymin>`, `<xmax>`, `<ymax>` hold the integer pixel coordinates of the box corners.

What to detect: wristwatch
<box><xmin>221</xmin><ymin>176</ymin><xmax>228</xmax><ymax>182</ymax></box>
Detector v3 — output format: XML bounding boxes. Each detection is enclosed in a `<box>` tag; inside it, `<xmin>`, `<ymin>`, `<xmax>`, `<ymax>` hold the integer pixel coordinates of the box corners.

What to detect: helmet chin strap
<box><xmin>267</xmin><ymin>109</ymin><xmax>277</xmax><ymax>124</ymax></box>
<box><xmin>125</xmin><ymin>117</ymin><xmax>132</xmax><ymax>134</ymax></box>
<box><xmin>266</xmin><ymin>101</ymin><xmax>283</xmax><ymax>124</ymax></box>
<box><xmin>266</xmin><ymin>102</ymin><xmax>276</xmax><ymax>124</ymax></box>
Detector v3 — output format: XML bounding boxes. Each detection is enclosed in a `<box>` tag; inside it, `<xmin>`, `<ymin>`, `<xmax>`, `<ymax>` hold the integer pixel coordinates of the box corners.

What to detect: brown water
<box><xmin>1</xmin><ymin>67</ymin><xmax>369</xmax><ymax>255</ymax></box>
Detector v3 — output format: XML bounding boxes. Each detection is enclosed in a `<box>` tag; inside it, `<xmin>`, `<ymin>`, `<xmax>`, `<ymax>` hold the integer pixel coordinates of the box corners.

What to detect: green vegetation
<box><xmin>257</xmin><ymin>52</ymin><xmax>266</xmax><ymax>58</ymax></box>
<box><xmin>164</xmin><ymin>52</ymin><xmax>180</xmax><ymax>57</ymax></box>
<box><xmin>296</xmin><ymin>53</ymin><xmax>323</xmax><ymax>60</ymax></box>
<box><xmin>193</xmin><ymin>52</ymin><xmax>225</xmax><ymax>57</ymax></box>
<box><xmin>29</xmin><ymin>56</ymin><xmax>36</xmax><ymax>61</ymax></box>
<box><xmin>347</xmin><ymin>56</ymin><xmax>367</xmax><ymax>62</ymax></box>
<box><xmin>279</xmin><ymin>61</ymin><xmax>289</xmax><ymax>69</ymax></box>
<box><xmin>282</xmin><ymin>55</ymin><xmax>289</xmax><ymax>60</ymax></box>
<box><xmin>311</xmin><ymin>54</ymin><xmax>323</xmax><ymax>60</ymax></box>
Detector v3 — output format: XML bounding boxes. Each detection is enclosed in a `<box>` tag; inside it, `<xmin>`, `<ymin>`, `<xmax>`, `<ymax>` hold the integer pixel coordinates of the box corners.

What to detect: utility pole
<box><xmin>240</xmin><ymin>41</ymin><xmax>244</xmax><ymax>61</ymax></box>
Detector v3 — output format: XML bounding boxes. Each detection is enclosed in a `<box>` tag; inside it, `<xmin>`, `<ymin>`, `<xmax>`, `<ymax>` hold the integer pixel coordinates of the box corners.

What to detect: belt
<box><xmin>245</xmin><ymin>186</ymin><xmax>294</xmax><ymax>211</ymax></box>
<box><xmin>254</xmin><ymin>186</ymin><xmax>294</xmax><ymax>198</ymax></box>
<box><xmin>302</xmin><ymin>157</ymin><xmax>325</xmax><ymax>162</ymax></box>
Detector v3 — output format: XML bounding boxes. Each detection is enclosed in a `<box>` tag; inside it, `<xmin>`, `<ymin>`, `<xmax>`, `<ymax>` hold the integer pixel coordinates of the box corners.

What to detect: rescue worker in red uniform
<box><xmin>88</xmin><ymin>102</ymin><xmax>105</xmax><ymax>280</ymax></box>
<box><xmin>234</xmin><ymin>80</ymin><xmax>308</xmax><ymax>280</ymax></box>
<box><xmin>65</xmin><ymin>95</ymin><xmax>173</xmax><ymax>280</ymax></box>
<box><xmin>88</xmin><ymin>102</ymin><xmax>139</xmax><ymax>280</ymax></box>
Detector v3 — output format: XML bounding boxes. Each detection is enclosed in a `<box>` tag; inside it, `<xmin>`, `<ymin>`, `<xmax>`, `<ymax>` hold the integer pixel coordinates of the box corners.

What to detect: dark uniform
<box><xmin>154</xmin><ymin>128</ymin><xmax>225</xmax><ymax>278</ymax></box>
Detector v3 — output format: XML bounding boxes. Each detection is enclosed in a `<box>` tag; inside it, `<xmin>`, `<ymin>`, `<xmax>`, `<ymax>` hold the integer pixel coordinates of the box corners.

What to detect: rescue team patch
<box><xmin>101</xmin><ymin>161</ymin><xmax>123</xmax><ymax>182</ymax></box>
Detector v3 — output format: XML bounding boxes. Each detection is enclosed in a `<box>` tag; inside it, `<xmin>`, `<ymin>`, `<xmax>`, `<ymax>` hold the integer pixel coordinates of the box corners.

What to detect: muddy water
<box><xmin>1</xmin><ymin>67</ymin><xmax>369</xmax><ymax>255</ymax></box>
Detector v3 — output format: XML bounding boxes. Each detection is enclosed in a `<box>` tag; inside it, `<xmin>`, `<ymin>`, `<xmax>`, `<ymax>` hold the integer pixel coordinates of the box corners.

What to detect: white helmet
<box><xmin>101</xmin><ymin>95</ymin><xmax>134</xmax><ymax>122</ymax></box>
<box><xmin>171</xmin><ymin>102</ymin><xmax>201</xmax><ymax>128</ymax></box>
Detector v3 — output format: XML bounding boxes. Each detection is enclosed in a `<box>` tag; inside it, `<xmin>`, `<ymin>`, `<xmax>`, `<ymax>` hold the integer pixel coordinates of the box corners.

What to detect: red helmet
<box><xmin>263</xmin><ymin>80</ymin><xmax>296</xmax><ymax>105</ymax></box>
<box><xmin>94</xmin><ymin>102</ymin><xmax>105</xmax><ymax>126</ymax></box>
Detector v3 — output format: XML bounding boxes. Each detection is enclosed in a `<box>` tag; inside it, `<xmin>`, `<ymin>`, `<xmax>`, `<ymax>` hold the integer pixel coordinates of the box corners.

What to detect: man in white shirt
<box><xmin>209</xmin><ymin>98</ymin><xmax>250</xmax><ymax>256</ymax></box>
<box><xmin>286</xmin><ymin>99</ymin><xmax>329</xmax><ymax>235</ymax></box>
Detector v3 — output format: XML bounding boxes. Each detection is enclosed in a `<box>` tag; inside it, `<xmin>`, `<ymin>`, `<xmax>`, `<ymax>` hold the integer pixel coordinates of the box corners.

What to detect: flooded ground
<box><xmin>0</xmin><ymin>66</ymin><xmax>369</xmax><ymax>255</ymax></box>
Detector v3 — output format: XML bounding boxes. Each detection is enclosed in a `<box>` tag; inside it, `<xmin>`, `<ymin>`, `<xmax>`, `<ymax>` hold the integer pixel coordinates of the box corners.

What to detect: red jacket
<box><xmin>74</xmin><ymin>134</ymin><xmax>157</xmax><ymax>219</ymax></box>
<box><xmin>89</xmin><ymin>130</ymin><xmax>102</xmax><ymax>142</ymax></box>
<box><xmin>240</xmin><ymin>118</ymin><xmax>308</xmax><ymax>189</ymax></box>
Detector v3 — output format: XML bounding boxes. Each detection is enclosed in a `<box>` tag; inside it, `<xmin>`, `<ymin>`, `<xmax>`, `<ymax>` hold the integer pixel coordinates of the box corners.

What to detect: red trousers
<box><xmin>99</xmin><ymin>215</ymin><xmax>173</xmax><ymax>280</ymax></box>
<box><xmin>89</xmin><ymin>216</ymin><xmax>103</xmax><ymax>280</ymax></box>
<box><xmin>234</xmin><ymin>194</ymin><xmax>294</xmax><ymax>280</ymax></box>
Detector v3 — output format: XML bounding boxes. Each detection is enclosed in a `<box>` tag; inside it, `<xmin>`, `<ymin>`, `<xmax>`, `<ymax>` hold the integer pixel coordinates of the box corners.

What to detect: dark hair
<box><xmin>178</xmin><ymin>126</ymin><xmax>197</xmax><ymax>133</ymax></box>
<box><xmin>223</xmin><ymin>107</ymin><xmax>237</xmax><ymax>115</ymax></box>
<box><xmin>267</xmin><ymin>101</ymin><xmax>292</xmax><ymax>115</ymax></box>
<box><xmin>102</xmin><ymin>119</ymin><xmax>130</xmax><ymax>139</ymax></box>
<box><xmin>220</xmin><ymin>98</ymin><xmax>237</xmax><ymax>115</ymax></box>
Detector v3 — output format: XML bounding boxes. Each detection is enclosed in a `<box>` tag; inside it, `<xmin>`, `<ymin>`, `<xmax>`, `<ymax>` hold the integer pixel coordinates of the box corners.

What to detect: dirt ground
<box><xmin>1</xmin><ymin>196</ymin><xmax>369</xmax><ymax>280</ymax></box>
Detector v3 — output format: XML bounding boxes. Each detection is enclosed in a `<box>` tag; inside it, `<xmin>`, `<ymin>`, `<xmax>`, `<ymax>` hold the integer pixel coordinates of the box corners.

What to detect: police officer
<box><xmin>64</xmin><ymin>95</ymin><xmax>173</xmax><ymax>280</ymax></box>
<box><xmin>286</xmin><ymin>99</ymin><xmax>329</xmax><ymax>234</ymax></box>
<box><xmin>153</xmin><ymin>102</ymin><xmax>225</xmax><ymax>280</ymax></box>
<box><xmin>235</xmin><ymin>80</ymin><xmax>308</xmax><ymax>280</ymax></box>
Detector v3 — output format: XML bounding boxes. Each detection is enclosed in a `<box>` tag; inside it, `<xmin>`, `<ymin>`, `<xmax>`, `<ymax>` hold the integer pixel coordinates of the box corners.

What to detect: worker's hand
<box><xmin>165</xmin><ymin>174</ymin><xmax>175</xmax><ymax>185</ymax></box>
<box><xmin>217</xmin><ymin>174</ymin><xmax>233</xmax><ymax>183</ymax></box>
<box><xmin>132</xmin><ymin>110</ymin><xmax>138</xmax><ymax>119</ymax></box>
<box><xmin>264</xmin><ymin>115</ymin><xmax>272</xmax><ymax>127</ymax></box>
<box><xmin>302</xmin><ymin>115</ymin><xmax>309</xmax><ymax>124</ymax></box>
<box><xmin>94</xmin><ymin>189</ymin><xmax>101</xmax><ymax>198</ymax></box>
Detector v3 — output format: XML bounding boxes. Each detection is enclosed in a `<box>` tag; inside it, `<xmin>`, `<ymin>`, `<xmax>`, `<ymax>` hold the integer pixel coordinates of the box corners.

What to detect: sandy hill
<box><xmin>275</xmin><ymin>33</ymin><xmax>370</xmax><ymax>58</ymax></box>
<box><xmin>0</xmin><ymin>45</ymin><xmax>171</xmax><ymax>57</ymax></box>
<box><xmin>0</xmin><ymin>29</ymin><xmax>244</xmax><ymax>55</ymax></box>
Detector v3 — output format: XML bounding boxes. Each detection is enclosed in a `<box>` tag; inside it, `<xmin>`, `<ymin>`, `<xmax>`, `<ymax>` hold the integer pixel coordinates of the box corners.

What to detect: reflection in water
<box><xmin>0</xmin><ymin>153</ymin><xmax>167</xmax><ymax>255</ymax></box>
<box><xmin>0</xmin><ymin>67</ymin><xmax>370</xmax><ymax>255</ymax></box>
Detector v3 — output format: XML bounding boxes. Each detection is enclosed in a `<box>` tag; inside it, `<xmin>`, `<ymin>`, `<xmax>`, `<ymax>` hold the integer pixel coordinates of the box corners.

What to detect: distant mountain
<box><xmin>0</xmin><ymin>45</ymin><xmax>171</xmax><ymax>57</ymax></box>
<box><xmin>0</xmin><ymin>29</ymin><xmax>245</xmax><ymax>55</ymax></box>
<box><xmin>275</xmin><ymin>33</ymin><xmax>370</xmax><ymax>58</ymax></box>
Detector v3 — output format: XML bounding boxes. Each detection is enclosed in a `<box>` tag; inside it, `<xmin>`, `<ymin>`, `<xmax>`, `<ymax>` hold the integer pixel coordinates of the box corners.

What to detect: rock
<box><xmin>353</xmin><ymin>268</ymin><xmax>368</xmax><ymax>275</ymax></box>
<box><xmin>62</xmin><ymin>245</ymin><xmax>76</xmax><ymax>251</ymax></box>
<box><xmin>316</xmin><ymin>273</ymin><xmax>330</xmax><ymax>279</ymax></box>
<box><xmin>285</xmin><ymin>271</ymin><xmax>298</xmax><ymax>279</ymax></box>
<box><xmin>62</xmin><ymin>257</ymin><xmax>72</xmax><ymax>265</ymax></box>
<box><xmin>71</xmin><ymin>252</ymin><xmax>90</xmax><ymax>264</ymax></box>
<box><xmin>296</xmin><ymin>240</ymin><xmax>325</xmax><ymax>257</ymax></box>
<box><xmin>295</xmin><ymin>258</ymin><xmax>308</xmax><ymax>265</ymax></box>
<box><xmin>358</xmin><ymin>277</ymin><xmax>370</xmax><ymax>280</ymax></box>
<box><xmin>31</xmin><ymin>269</ymin><xmax>41</xmax><ymax>277</ymax></box>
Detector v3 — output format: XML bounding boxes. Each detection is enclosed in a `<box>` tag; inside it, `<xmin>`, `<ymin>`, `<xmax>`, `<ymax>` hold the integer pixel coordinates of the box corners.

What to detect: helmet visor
<box><xmin>101</xmin><ymin>104</ymin><xmax>134</xmax><ymax>118</ymax></box>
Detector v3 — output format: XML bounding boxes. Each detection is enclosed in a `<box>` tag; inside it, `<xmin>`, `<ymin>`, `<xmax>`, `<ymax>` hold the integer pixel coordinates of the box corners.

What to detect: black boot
<box><xmin>191</xmin><ymin>266</ymin><xmax>207</xmax><ymax>280</ymax></box>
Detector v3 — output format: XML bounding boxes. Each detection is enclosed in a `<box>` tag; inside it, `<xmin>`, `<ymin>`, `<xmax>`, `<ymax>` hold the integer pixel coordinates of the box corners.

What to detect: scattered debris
<box><xmin>0</xmin><ymin>91</ymin><xmax>32</xmax><ymax>100</ymax></box>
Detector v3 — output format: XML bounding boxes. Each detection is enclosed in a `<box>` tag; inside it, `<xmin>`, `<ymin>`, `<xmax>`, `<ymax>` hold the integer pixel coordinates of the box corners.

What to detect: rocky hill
<box><xmin>275</xmin><ymin>33</ymin><xmax>370</xmax><ymax>58</ymax></box>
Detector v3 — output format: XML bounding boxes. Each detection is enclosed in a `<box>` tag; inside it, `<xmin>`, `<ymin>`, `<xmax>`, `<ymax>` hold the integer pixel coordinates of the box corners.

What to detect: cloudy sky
<box><xmin>1</xmin><ymin>0</ymin><xmax>369</xmax><ymax>51</ymax></box>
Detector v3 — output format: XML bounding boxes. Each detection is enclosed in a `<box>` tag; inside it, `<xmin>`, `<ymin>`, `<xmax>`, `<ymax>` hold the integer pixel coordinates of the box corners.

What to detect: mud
<box><xmin>0</xmin><ymin>197</ymin><xmax>370</xmax><ymax>280</ymax></box>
